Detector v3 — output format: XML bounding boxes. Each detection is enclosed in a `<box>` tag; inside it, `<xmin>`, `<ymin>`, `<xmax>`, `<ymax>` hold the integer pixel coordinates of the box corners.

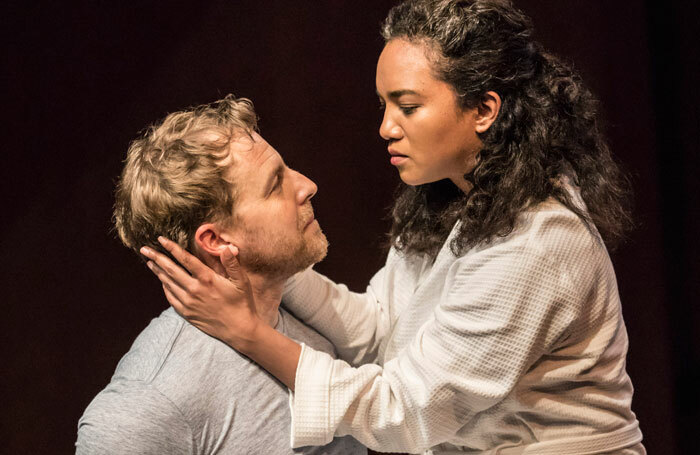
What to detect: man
<box><xmin>76</xmin><ymin>95</ymin><xmax>366</xmax><ymax>454</ymax></box>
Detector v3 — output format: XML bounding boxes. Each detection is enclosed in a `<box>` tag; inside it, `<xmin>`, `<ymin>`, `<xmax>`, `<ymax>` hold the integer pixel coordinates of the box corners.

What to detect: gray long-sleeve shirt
<box><xmin>76</xmin><ymin>306</ymin><xmax>365</xmax><ymax>454</ymax></box>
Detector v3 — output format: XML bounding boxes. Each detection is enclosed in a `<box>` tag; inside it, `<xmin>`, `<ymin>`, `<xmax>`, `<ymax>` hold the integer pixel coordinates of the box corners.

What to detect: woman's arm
<box><xmin>282</xmin><ymin>266</ymin><xmax>392</xmax><ymax>366</ymax></box>
<box><xmin>289</xmin><ymin>236</ymin><xmax>586</xmax><ymax>452</ymax></box>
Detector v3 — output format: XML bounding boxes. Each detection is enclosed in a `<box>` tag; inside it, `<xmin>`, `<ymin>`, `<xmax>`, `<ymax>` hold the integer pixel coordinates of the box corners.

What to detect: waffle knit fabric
<box><xmin>283</xmin><ymin>198</ymin><xmax>645</xmax><ymax>454</ymax></box>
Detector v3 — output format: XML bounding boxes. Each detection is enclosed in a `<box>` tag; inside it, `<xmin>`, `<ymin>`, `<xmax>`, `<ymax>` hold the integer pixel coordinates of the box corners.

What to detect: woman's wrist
<box><xmin>236</xmin><ymin>322</ymin><xmax>302</xmax><ymax>390</ymax></box>
<box><xmin>226</xmin><ymin>316</ymin><xmax>266</xmax><ymax>355</ymax></box>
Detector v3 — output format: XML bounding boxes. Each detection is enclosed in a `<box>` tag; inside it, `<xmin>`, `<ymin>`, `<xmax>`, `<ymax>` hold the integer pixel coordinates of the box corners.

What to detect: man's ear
<box><xmin>474</xmin><ymin>90</ymin><xmax>501</xmax><ymax>134</ymax></box>
<box><xmin>194</xmin><ymin>223</ymin><xmax>237</xmax><ymax>258</ymax></box>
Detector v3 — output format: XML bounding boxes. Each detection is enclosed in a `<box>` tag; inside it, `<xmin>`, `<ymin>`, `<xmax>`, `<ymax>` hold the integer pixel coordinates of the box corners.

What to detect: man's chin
<box><xmin>310</xmin><ymin>244</ymin><xmax>328</xmax><ymax>267</ymax></box>
<box><xmin>252</xmin><ymin>250</ymin><xmax>326</xmax><ymax>279</ymax></box>
<box><xmin>295</xmin><ymin>237</ymin><xmax>328</xmax><ymax>273</ymax></box>
<box><xmin>311</xmin><ymin>232</ymin><xmax>329</xmax><ymax>263</ymax></box>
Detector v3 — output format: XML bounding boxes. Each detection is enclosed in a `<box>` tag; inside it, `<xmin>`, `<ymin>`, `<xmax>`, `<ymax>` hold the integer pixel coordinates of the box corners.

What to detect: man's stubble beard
<box><xmin>238</xmin><ymin>210</ymin><xmax>328</xmax><ymax>279</ymax></box>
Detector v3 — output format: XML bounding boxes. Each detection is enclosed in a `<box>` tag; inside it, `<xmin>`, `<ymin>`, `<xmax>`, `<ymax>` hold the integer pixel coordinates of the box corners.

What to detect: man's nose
<box><xmin>294</xmin><ymin>170</ymin><xmax>317</xmax><ymax>204</ymax></box>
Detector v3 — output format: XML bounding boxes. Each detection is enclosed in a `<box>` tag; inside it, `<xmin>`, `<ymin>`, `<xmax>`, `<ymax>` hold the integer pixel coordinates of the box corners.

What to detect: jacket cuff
<box><xmin>290</xmin><ymin>343</ymin><xmax>335</xmax><ymax>448</ymax></box>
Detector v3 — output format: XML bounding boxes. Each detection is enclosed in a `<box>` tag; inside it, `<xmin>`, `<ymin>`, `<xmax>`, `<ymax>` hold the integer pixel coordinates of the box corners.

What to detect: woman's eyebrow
<box><xmin>388</xmin><ymin>89</ymin><xmax>420</xmax><ymax>99</ymax></box>
<box><xmin>376</xmin><ymin>89</ymin><xmax>421</xmax><ymax>99</ymax></box>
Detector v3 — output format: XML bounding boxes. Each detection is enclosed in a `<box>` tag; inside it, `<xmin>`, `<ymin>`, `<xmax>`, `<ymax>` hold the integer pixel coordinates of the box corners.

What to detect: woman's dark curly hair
<box><xmin>382</xmin><ymin>0</ymin><xmax>633</xmax><ymax>259</ymax></box>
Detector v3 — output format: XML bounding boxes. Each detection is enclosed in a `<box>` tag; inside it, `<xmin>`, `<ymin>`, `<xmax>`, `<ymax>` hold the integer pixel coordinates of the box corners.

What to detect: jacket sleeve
<box><xmin>282</xmin><ymin>263</ymin><xmax>394</xmax><ymax>366</ymax></box>
<box><xmin>289</xmin><ymin>217</ymin><xmax>594</xmax><ymax>453</ymax></box>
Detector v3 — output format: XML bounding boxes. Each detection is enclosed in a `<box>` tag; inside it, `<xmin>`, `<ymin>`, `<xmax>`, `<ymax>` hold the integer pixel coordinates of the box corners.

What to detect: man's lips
<box><xmin>303</xmin><ymin>215</ymin><xmax>316</xmax><ymax>230</ymax></box>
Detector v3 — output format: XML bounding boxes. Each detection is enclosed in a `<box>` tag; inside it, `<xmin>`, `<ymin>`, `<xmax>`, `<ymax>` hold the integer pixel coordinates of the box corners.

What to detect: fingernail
<box><xmin>157</xmin><ymin>236</ymin><xmax>166</xmax><ymax>245</ymax></box>
<box><xmin>146</xmin><ymin>261</ymin><xmax>154</xmax><ymax>270</ymax></box>
<box><xmin>228</xmin><ymin>245</ymin><xmax>238</xmax><ymax>256</ymax></box>
<box><xmin>140</xmin><ymin>246</ymin><xmax>152</xmax><ymax>256</ymax></box>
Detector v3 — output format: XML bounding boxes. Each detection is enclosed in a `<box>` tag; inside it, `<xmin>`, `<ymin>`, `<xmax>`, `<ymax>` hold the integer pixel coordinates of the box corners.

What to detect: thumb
<box><xmin>220</xmin><ymin>245</ymin><xmax>243</xmax><ymax>280</ymax></box>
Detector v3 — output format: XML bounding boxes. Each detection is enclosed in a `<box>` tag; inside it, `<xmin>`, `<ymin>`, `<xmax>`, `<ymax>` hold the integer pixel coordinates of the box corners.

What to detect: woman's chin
<box><xmin>397</xmin><ymin>171</ymin><xmax>424</xmax><ymax>186</ymax></box>
<box><xmin>398</xmin><ymin>171</ymin><xmax>438</xmax><ymax>187</ymax></box>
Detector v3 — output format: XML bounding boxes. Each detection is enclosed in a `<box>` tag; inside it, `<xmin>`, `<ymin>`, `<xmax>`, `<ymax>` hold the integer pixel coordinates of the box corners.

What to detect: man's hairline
<box><xmin>193</xmin><ymin>125</ymin><xmax>267</xmax><ymax>252</ymax></box>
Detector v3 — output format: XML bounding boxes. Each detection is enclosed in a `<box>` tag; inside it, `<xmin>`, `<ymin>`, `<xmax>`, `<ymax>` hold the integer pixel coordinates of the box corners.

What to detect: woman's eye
<box><xmin>400</xmin><ymin>105</ymin><xmax>418</xmax><ymax>115</ymax></box>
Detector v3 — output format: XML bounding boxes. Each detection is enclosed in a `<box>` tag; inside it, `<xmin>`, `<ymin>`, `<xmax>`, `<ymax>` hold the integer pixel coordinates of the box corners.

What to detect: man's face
<box><xmin>222</xmin><ymin>132</ymin><xmax>328</xmax><ymax>278</ymax></box>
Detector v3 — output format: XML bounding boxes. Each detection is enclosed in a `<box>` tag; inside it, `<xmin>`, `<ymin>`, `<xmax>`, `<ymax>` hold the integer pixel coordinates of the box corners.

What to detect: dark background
<box><xmin>2</xmin><ymin>1</ymin><xmax>697</xmax><ymax>453</ymax></box>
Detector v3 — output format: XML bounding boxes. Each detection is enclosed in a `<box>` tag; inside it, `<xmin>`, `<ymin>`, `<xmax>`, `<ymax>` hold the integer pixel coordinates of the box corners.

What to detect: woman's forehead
<box><xmin>377</xmin><ymin>39</ymin><xmax>437</xmax><ymax>93</ymax></box>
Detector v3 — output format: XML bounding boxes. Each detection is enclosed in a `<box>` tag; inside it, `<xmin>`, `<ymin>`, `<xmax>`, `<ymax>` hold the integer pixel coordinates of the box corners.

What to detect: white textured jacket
<box><xmin>284</xmin><ymin>199</ymin><xmax>644</xmax><ymax>454</ymax></box>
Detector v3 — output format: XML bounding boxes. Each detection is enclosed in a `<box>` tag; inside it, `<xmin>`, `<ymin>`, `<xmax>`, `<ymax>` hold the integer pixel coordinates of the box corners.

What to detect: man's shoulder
<box><xmin>77</xmin><ymin>308</ymin><xmax>270</xmax><ymax>452</ymax></box>
<box><xmin>76</xmin><ymin>379</ymin><xmax>193</xmax><ymax>454</ymax></box>
<box><xmin>90</xmin><ymin>307</ymin><xmax>256</xmax><ymax>420</ymax></box>
<box><xmin>114</xmin><ymin>307</ymin><xmax>259</xmax><ymax>393</ymax></box>
<box><xmin>78</xmin><ymin>308</ymin><xmax>367</xmax><ymax>455</ymax></box>
<box><xmin>111</xmin><ymin>307</ymin><xmax>186</xmax><ymax>382</ymax></box>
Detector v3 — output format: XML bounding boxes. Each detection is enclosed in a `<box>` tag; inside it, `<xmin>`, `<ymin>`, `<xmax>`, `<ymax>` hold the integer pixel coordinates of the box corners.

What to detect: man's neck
<box><xmin>245</xmin><ymin>272</ymin><xmax>285</xmax><ymax>328</ymax></box>
<box><xmin>204</xmin><ymin>255</ymin><xmax>286</xmax><ymax>328</ymax></box>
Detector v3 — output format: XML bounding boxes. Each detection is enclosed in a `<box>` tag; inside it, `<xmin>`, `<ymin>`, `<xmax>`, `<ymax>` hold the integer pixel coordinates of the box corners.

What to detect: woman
<box><xmin>142</xmin><ymin>0</ymin><xmax>645</xmax><ymax>453</ymax></box>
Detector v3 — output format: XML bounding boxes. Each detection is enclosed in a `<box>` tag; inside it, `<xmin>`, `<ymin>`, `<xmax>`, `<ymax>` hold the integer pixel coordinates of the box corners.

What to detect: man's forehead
<box><xmin>228</xmin><ymin>131</ymin><xmax>275</xmax><ymax>164</ymax></box>
<box><xmin>226</xmin><ymin>131</ymin><xmax>283</xmax><ymax>195</ymax></box>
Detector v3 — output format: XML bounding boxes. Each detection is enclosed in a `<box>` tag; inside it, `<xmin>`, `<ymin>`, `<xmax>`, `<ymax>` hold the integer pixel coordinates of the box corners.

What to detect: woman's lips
<box><xmin>389</xmin><ymin>148</ymin><xmax>408</xmax><ymax>166</ymax></box>
<box><xmin>390</xmin><ymin>155</ymin><xmax>408</xmax><ymax>166</ymax></box>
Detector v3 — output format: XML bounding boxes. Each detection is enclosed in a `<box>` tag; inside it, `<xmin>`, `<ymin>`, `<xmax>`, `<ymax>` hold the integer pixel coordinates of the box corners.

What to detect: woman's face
<box><xmin>376</xmin><ymin>39</ymin><xmax>482</xmax><ymax>191</ymax></box>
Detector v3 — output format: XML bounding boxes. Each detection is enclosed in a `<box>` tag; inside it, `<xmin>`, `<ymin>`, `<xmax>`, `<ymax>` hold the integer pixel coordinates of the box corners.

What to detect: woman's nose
<box><xmin>379</xmin><ymin>110</ymin><xmax>402</xmax><ymax>141</ymax></box>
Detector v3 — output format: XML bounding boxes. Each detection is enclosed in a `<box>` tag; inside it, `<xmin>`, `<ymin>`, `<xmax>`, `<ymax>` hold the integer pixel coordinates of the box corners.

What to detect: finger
<box><xmin>157</xmin><ymin>236</ymin><xmax>212</xmax><ymax>280</ymax></box>
<box><xmin>162</xmin><ymin>283</ymin><xmax>187</xmax><ymax>318</ymax></box>
<box><xmin>140</xmin><ymin>245</ymin><xmax>197</xmax><ymax>291</ymax></box>
<box><xmin>220</xmin><ymin>245</ymin><xmax>245</xmax><ymax>280</ymax></box>
<box><xmin>146</xmin><ymin>260</ymin><xmax>193</xmax><ymax>306</ymax></box>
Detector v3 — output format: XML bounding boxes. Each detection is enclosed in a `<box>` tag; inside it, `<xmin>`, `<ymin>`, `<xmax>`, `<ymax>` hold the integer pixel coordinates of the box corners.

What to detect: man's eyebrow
<box><xmin>263</xmin><ymin>163</ymin><xmax>285</xmax><ymax>195</ymax></box>
<box><xmin>376</xmin><ymin>89</ymin><xmax>421</xmax><ymax>99</ymax></box>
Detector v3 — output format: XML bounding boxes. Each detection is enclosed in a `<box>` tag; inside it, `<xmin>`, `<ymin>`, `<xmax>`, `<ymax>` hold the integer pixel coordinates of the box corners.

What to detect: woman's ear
<box><xmin>475</xmin><ymin>90</ymin><xmax>501</xmax><ymax>133</ymax></box>
<box><xmin>194</xmin><ymin>223</ymin><xmax>236</xmax><ymax>258</ymax></box>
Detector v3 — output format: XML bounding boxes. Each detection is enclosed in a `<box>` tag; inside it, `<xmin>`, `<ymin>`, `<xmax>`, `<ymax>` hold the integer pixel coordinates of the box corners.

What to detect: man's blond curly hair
<box><xmin>114</xmin><ymin>94</ymin><xmax>258</xmax><ymax>254</ymax></box>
